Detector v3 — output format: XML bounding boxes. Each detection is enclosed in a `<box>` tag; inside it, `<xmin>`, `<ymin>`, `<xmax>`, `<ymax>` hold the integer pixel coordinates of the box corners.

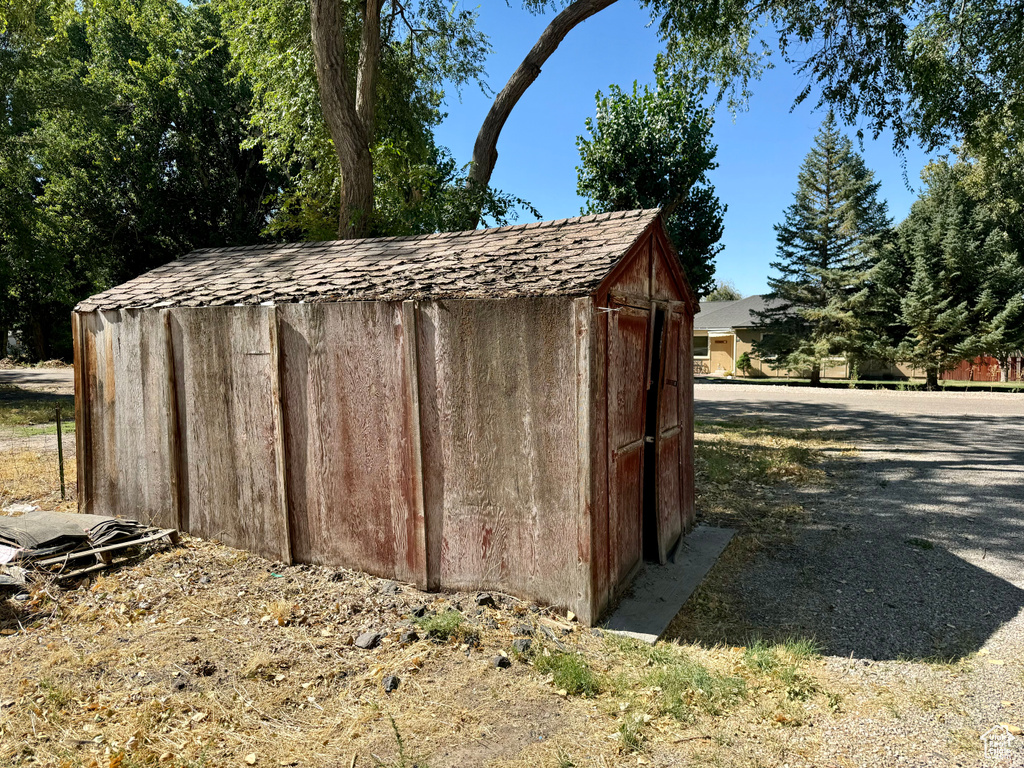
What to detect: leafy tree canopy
<box><xmin>0</xmin><ymin>0</ymin><xmax>277</xmax><ymax>358</ymax></box>
<box><xmin>649</xmin><ymin>0</ymin><xmax>1024</xmax><ymax>159</ymax></box>
<box><xmin>576</xmin><ymin>69</ymin><xmax>725</xmax><ymax>296</ymax></box>
<box><xmin>219</xmin><ymin>0</ymin><xmax>534</xmax><ymax>240</ymax></box>
<box><xmin>705</xmin><ymin>280</ymin><xmax>743</xmax><ymax>301</ymax></box>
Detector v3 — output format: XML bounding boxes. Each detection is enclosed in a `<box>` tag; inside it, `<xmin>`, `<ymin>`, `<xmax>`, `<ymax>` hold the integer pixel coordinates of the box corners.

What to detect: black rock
<box><xmin>409</xmin><ymin>605</ymin><xmax>427</xmax><ymax>618</ymax></box>
<box><xmin>399</xmin><ymin>630</ymin><xmax>419</xmax><ymax>645</ymax></box>
<box><xmin>382</xmin><ymin>675</ymin><xmax>400</xmax><ymax>693</ymax></box>
<box><xmin>329</xmin><ymin>571</ymin><xmax>346</xmax><ymax>582</ymax></box>
<box><xmin>512</xmin><ymin>638</ymin><xmax>532</xmax><ymax>654</ymax></box>
<box><xmin>475</xmin><ymin>592</ymin><xmax>496</xmax><ymax>608</ymax></box>
<box><xmin>354</xmin><ymin>631</ymin><xmax>383</xmax><ymax>650</ymax></box>
<box><xmin>493</xmin><ymin>656</ymin><xmax>512</xmax><ymax>669</ymax></box>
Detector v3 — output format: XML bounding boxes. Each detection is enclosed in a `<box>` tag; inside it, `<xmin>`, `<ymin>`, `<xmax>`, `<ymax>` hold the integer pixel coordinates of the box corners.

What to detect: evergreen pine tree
<box><xmin>754</xmin><ymin>113</ymin><xmax>891</xmax><ymax>384</ymax></box>
<box><xmin>976</xmin><ymin>236</ymin><xmax>1024</xmax><ymax>381</ymax></box>
<box><xmin>895</xmin><ymin>161</ymin><xmax>992</xmax><ymax>388</ymax></box>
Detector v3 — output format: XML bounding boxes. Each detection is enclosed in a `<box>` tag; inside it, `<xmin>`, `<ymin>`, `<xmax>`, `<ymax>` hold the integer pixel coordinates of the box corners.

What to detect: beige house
<box><xmin>693</xmin><ymin>296</ymin><xmax>784</xmax><ymax>376</ymax></box>
<box><xmin>693</xmin><ymin>296</ymin><xmax>849</xmax><ymax>378</ymax></box>
<box><xmin>693</xmin><ymin>295</ymin><xmax>925</xmax><ymax>380</ymax></box>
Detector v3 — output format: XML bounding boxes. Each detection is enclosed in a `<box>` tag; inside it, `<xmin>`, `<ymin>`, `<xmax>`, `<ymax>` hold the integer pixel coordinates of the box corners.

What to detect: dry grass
<box><xmin>0</xmin><ymin>448</ymin><xmax>77</xmax><ymax>512</ymax></box>
<box><xmin>0</xmin><ymin>537</ymin><xmax>848</xmax><ymax>768</ymax></box>
<box><xmin>1</xmin><ymin>384</ymin><xmax>77</xmax><ymax>511</ymax></box>
<box><xmin>665</xmin><ymin>419</ymin><xmax>854</xmax><ymax>647</ymax></box>
<box><xmin>0</xmin><ymin>417</ymin><xmax>989</xmax><ymax>767</ymax></box>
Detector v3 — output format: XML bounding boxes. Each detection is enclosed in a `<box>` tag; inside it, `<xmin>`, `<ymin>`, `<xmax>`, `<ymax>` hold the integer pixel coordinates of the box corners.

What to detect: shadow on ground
<box><xmin>667</xmin><ymin>398</ymin><xmax>1024</xmax><ymax>662</ymax></box>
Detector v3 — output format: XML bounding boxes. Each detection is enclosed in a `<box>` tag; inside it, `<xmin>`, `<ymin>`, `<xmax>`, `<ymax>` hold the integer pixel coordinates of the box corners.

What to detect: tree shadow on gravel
<box><xmin>669</xmin><ymin>398</ymin><xmax>1024</xmax><ymax>662</ymax></box>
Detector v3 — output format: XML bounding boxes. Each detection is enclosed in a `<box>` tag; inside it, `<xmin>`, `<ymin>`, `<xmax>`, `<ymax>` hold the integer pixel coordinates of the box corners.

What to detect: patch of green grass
<box><xmin>742</xmin><ymin>638</ymin><xmax>821</xmax><ymax>701</ymax></box>
<box><xmin>415</xmin><ymin>610</ymin><xmax>478</xmax><ymax>645</ymax></box>
<box><xmin>534</xmin><ymin>651</ymin><xmax>600</xmax><ymax>697</ymax></box>
<box><xmin>618</xmin><ymin>714</ymin><xmax>646</xmax><ymax>753</ymax></box>
<box><xmin>650</xmin><ymin>657</ymin><xmax>746</xmax><ymax>720</ymax></box>
<box><xmin>0</xmin><ymin>385</ymin><xmax>74</xmax><ymax>428</ymax></box>
<box><xmin>6</xmin><ymin>422</ymin><xmax>75</xmax><ymax>438</ymax></box>
<box><xmin>38</xmin><ymin>677</ymin><xmax>73</xmax><ymax>710</ymax></box>
<box><xmin>606</xmin><ymin>637</ymin><xmax>746</xmax><ymax>721</ymax></box>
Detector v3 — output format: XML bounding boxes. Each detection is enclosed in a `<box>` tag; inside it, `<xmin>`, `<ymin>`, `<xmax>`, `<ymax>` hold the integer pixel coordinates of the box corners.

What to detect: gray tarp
<box><xmin>0</xmin><ymin>510</ymin><xmax>147</xmax><ymax>560</ymax></box>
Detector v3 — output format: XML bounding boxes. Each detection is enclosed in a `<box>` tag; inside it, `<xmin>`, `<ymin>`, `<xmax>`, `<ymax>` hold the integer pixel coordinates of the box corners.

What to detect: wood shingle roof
<box><xmin>76</xmin><ymin>209</ymin><xmax>662</xmax><ymax>312</ymax></box>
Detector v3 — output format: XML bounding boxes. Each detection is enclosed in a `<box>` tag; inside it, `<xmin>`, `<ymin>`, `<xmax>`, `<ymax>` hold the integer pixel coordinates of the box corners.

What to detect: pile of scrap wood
<box><xmin>0</xmin><ymin>509</ymin><xmax>178</xmax><ymax>592</ymax></box>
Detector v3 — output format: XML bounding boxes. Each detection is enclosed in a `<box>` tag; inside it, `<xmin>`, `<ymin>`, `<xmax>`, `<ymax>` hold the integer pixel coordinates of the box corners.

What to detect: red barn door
<box><xmin>607</xmin><ymin>304</ymin><xmax>650</xmax><ymax>588</ymax></box>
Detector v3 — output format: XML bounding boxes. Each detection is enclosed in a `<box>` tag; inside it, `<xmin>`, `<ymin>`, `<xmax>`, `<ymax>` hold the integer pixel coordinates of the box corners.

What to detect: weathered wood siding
<box><xmin>169</xmin><ymin>307</ymin><xmax>290</xmax><ymax>563</ymax></box>
<box><xmin>276</xmin><ymin>302</ymin><xmax>424</xmax><ymax>586</ymax></box>
<box><xmin>417</xmin><ymin>297</ymin><xmax>588</xmax><ymax>614</ymax></box>
<box><xmin>74</xmin><ymin>310</ymin><xmax>177</xmax><ymax>528</ymax></box>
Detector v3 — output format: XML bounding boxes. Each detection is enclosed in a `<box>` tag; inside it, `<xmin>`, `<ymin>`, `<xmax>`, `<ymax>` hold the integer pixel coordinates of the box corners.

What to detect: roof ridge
<box><xmin>75</xmin><ymin>208</ymin><xmax>667</xmax><ymax>311</ymax></box>
<box><xmin>181</xmin><ymin>209</ymin><xmax>662</xmax><ymax>258</ymax></box>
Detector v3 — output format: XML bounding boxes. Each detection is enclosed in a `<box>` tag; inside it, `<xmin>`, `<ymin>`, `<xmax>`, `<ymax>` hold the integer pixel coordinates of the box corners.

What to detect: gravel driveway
<box><xmin>695</xmin><ymin>382</ymin><xmax>1024</xmax><ymax>766</ymax></box>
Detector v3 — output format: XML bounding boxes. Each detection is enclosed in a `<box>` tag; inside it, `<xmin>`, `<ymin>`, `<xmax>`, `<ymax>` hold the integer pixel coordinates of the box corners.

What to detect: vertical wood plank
<box><xmin>591</xmin><ymin>303</ymin><xmax>611</xmax><ymax>617</ymax></box>
<box><xmin>72</xmin><ymin>312</ymin><xmax>90</xmax><ymax>514</ymax></box>
<box><xmin>653</xmin><ymin>304</ymin><xmax>684</xmax><ymax>563</ymax></box>
<box><xmin>680</xmin><ymin>309</ymin><xmax>696</xmax><ymax>531</ymax></box>
<box><xmin>573</xmin><ymin>297</ymin><xmax>594</xmax><ymax>625</ymax></box>
<box><xmin>607</xmin><ymin>303</ymin><xmax>649</xmax><ymax>593</ymax></box>
<box><xmin>268</xmin><ymin>306</ymin><xmax>293</xmax><ymax>565</ymax></box>
<box><xmin>163</xmin><ymin>309</ymin><xmax>183</xmax><ymax>531</ymax></box>
<box><xmin>277</xmin><ymin>302</ymin><xmax>417</xmax><ymax>581</ymax></box>
<box><xmin>171</xmin><ymin>306</ymin><xmax>288</xmax><ymax>562</ymax></box>
<box><xmin>402</xmin><ymin>300</ymin><xmax>428</xmax><ymax>589</ymax></box>
<box><xmin>418</xmin><ymin>297</ymin><xmax>583</xmax><ymax>613</ymax></box>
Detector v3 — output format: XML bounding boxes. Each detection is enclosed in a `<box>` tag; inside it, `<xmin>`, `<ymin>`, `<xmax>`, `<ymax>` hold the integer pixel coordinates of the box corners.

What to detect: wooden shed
<box><xmin>73</xmin><ymin>209</ymin><xmax>697</xmax><ymax>624</ymax></box>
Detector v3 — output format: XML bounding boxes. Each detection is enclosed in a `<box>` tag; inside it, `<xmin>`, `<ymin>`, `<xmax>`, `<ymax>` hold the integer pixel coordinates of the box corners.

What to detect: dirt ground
<box><xmin>0</xmin><ymin>380</ymin><xmax>1022</xmax><ymax>768</ymax></box>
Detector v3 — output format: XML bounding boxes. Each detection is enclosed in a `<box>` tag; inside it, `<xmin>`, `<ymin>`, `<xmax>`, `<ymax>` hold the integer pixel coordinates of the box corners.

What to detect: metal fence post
<box><xmin>56</xmin><ymin>402</ymin><xmax>66</xmax><ymax>501</ymax></box>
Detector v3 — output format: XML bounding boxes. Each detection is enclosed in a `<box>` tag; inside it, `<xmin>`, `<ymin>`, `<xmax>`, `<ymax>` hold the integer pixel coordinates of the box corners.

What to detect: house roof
<box><xmin>76</xmin><ymin>209</ymin><xmax>664</xmax><ymax>312</ymax></box>
<box><xmin>695</xmin><ymin>295</ymin><xmax>777</xmax><ymax>330</ymax></box>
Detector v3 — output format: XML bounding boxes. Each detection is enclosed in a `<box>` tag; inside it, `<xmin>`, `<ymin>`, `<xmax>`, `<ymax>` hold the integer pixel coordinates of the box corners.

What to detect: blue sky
<box><xmin>434</xmin><ymin>2</ymin><xmax>940</xmax><ymax>297</ymax></box>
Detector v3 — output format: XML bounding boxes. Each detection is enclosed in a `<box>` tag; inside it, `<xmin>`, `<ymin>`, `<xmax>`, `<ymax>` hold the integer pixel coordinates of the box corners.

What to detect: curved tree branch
<box><xmin>467</xmin><ymin>0</ymin><xmax>622</xmax><ymax>193</ymax></box>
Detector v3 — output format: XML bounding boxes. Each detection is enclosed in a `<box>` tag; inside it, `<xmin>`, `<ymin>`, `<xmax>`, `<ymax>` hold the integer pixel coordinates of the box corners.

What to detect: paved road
<box><xmin>0</xmin><ymin>367</ymin><xmax>74</xmax><ymax>395</ymax></box>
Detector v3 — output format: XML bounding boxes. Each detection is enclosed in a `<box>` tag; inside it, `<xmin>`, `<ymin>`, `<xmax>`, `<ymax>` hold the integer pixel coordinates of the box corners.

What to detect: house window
<box><xmin>693</xmin><ymin>335</ymin><xmax>709</xmax><ymax>358</ymax></box>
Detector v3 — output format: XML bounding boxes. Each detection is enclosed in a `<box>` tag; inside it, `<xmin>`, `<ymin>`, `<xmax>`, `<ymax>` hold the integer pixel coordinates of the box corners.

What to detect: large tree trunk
<box><xmin>465</xmin><ymin>0</ymin><xmax>621</xmax><ymax>222</ymax></box>
<box><xmin>0</xmin><ymin>325</ymin><xmax>7</xmax><ymax>359</ymax></box>
<box><xmin>926</xmin><ymin>367</ymin><xmax>939</xmax><ymax>390</ymax></box>
<box><xmin>310</xmin><ymin>0</ymin><xmax>380</xmax><ymax>239</ymax></box>
<box><xmin>809</xmin><ymin>365</ymin><xmax>821</xmax><ymax>386</ymax></box>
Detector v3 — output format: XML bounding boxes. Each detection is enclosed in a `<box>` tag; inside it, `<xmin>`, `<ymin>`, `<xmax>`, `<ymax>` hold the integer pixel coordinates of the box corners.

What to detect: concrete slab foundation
<box><xmin>603</xmin><ymin>525</ymin><xmax>735</xmax><ymax>643</ymax></box>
